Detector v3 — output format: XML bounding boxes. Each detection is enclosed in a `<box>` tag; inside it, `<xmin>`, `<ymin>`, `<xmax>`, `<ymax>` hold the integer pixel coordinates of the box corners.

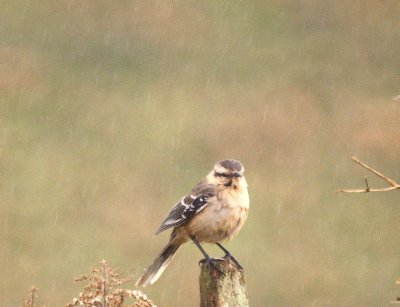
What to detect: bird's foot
<box><xmin>199</xmin><ymin>257</ymin><xmax>226</xmax><ymax>276</ymax></box>
<box><xmin>222</xmin><ymin>252</ymin><xmax>244</xmax><ymax>271</ymax></box>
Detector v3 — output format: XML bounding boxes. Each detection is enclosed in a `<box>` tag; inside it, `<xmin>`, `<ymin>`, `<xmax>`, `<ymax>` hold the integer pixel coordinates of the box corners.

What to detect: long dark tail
<box><xmin>135</xmin><ymin>240</ymin><xmax>182</xmax><ymax>287</ymax></box>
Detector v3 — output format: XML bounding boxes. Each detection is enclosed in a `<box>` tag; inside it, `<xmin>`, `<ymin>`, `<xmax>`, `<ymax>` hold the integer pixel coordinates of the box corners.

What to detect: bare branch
<box><xmin>338</xmin><ymin>156</ymin><xmax>400</xmax><ymax>193</ymax></box>
<box><xmin>351</xmin><ymin>156</ymin><xmax>398</xmax><ymax>187</ymax></box>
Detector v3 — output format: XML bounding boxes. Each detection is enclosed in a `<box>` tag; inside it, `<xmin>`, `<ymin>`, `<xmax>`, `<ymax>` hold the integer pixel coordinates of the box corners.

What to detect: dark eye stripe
<box><xmin>214</xmin><ymin>172</ymin><xmax>230</xmax><ymax>178</ymax></box>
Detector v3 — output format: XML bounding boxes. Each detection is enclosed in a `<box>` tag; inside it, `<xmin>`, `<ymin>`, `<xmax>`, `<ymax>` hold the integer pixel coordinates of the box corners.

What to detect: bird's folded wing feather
<box><xmin>155</xmin><ymin>184</ymin><xmax>215</xmax><ymax>234</ymax></box>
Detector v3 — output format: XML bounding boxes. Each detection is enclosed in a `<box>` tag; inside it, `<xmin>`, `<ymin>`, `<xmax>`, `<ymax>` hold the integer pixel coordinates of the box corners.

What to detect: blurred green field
<box><xmin>1</xmin><ymin>1</ymin><xmax>400</xmax><ymax>306</ymax></box>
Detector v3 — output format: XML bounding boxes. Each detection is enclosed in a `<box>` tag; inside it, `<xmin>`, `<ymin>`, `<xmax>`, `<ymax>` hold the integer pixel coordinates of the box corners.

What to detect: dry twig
<box><xmin>66</xmin><ymin>260</ymin><xmax>156</xmax><ymax>307</ymax></box>
<box><xmin>20</xmin><ymin>287</ymin><xmax>40</xmax><ymax>307</ymax></box>
<box><xmin>338</xmin><ymin>156</ymin><xmax>400</xmax><ymax>193</ymax></box>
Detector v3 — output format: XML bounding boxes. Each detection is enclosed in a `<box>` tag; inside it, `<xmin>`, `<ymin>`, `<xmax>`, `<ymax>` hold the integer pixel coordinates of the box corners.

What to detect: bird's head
<box><xmin>210</xmin><ymin>159</ymin><xmax>246</xmax><ymax>189</ymax></box>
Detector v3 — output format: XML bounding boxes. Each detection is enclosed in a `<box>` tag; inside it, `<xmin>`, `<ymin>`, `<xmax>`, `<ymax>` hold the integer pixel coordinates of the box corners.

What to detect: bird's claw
<box><xmin>223</xmin><ymin>253</ymin><xmax>244</xmax><ymax>271</ymax></box>
<box><xmin>199</xmin><ymin>257</ymin><xmax>226</xmax><ymax>276</ymax></box>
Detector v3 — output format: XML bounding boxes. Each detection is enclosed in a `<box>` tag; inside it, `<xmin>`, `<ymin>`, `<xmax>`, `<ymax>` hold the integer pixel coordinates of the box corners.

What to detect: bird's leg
<box><xmin>216</xmin><ymin>243</ymin><xmax>244</xmax><ymax>270</ymax></box>
<box><xmin>191</xmin><ymin>237</ymin><xmax>225</xmax><ymax>276</ymax></box>
<box><xmin>191</xmin><ymin>237</ymin><xmax>211</xmax><ymax>265</ymax></box>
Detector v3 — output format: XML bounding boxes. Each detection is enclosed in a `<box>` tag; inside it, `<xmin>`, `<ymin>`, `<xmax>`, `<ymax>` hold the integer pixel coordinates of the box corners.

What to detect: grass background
<box><xmin>1</xmin><ymin>1</ymin><xmax>400</xmax><ymax>306</ymax></box>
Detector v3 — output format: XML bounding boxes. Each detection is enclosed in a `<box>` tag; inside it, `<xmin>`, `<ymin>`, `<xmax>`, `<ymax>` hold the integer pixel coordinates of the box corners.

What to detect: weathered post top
<box><xmin>199</xmin><ymin>258</ymin><xmax>249</xmax><ymax>307</ymax></box>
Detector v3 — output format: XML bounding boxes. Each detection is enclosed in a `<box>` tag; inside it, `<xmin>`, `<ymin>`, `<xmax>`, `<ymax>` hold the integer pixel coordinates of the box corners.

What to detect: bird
<box><xmin>135</xmin><ymin>159</ymin><xmax>250</xmax><ymax>287</ymax></box>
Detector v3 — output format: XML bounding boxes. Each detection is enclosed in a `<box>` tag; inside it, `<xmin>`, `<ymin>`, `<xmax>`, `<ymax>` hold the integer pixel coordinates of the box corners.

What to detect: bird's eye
<box><xmin>214</xmin><ymin>172</ymin><xmax>229</xmax><ymax>178</ymax></box>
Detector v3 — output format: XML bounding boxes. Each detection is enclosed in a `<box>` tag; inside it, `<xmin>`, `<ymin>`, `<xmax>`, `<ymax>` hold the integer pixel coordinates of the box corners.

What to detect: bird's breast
<box><xmin>183</xmin><ymin>186</ymin><xmax>249</xmax><ymax>243</ymax></box>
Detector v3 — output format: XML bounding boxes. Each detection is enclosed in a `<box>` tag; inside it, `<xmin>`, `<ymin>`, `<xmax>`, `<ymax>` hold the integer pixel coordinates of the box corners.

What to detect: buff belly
<box><xmin>183</xmin><ymin>204</ymin><xmax>248</xmax><ymax>243</ymax></box>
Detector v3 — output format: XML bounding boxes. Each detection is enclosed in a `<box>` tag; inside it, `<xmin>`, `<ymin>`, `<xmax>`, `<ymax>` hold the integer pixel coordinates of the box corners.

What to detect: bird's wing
<box><xmin>155</xmin><ymin>184</ymin><xmax>215</xmax><ymax>234</ymax></box>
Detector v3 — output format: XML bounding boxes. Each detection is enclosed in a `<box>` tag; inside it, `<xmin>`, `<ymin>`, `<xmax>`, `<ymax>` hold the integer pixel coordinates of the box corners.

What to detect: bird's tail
<box><xmin>135</xmin><ymin>240</ymin><xmax>182</xmax><ymax>287</ymax></box>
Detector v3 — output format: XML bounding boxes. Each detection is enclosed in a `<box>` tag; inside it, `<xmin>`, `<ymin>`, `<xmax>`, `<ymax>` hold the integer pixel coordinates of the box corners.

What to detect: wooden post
<box><xmin>199</xmin><ymin>258</ymin><xmax>249</xmax><ymax>307</ymax></box>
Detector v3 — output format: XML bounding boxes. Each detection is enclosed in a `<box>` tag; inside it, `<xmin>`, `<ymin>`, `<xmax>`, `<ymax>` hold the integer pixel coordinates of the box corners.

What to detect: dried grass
<box><xmin>21</xmin><ymin>261</ymin><xmax>156</xmax><ymax>307</ymax></box>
